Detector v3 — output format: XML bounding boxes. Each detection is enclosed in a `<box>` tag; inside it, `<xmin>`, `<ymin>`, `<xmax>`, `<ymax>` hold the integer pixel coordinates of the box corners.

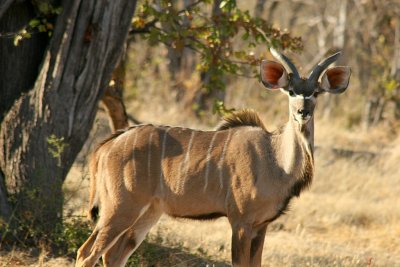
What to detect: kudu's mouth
<box><xmin>296</xmin><ymin>109</ymin><xmax>311</xmax><ymax>123</ymax></box>
<box><xmin>293</xmin><ymin>113</ymin><xmax>312</xmax><ymax>124</ymax></box>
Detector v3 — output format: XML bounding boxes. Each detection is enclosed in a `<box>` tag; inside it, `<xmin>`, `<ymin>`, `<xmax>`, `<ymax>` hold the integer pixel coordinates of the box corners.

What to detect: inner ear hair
<box><xmin>260</xmin><ymin>60</ymin><xmax>289</xmax><ymax>89</ymax></box>
<box><xmin>320</xmin><ymin>66</ymin><xmax>351</xmax><ymax>93</ymax></box>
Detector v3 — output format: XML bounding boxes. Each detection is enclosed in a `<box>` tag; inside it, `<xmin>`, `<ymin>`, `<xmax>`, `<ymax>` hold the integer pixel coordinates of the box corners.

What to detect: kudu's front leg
<box><xmin>249</xmin><ymin>225</ymin><xmax>267</xmax><ymax>267</ymax></box>
<box><xmin>231</xmin><ymin>223</ymin><xmax>253</xmax><ymax>267</ymax></box>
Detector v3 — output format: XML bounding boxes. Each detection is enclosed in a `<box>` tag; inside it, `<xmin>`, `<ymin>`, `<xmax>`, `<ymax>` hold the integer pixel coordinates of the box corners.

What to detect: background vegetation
<box><xmin>1</xmin><ymin>0</ymin><xmax>399</xmax><ymax>266</ymax></box>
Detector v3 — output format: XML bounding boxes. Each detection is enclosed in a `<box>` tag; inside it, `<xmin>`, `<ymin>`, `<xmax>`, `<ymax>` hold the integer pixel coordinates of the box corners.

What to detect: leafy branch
<box><xmin>2</xmin><ymin>3</ymin><xmax>62</xmax><ymax>46</ymax></box>
<box><xmin>130</xmin><ymin>0</ymin><xmax>302</xmax><ymax>105</ymax></box>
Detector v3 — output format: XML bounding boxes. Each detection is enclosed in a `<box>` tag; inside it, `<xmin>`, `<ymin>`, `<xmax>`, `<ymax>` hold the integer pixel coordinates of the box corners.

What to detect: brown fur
<box><xmin>88</xmin><ymin>153</ymin><xmax>99</xmax><ymax>222</ymax></box>
<box><xmin>76</xmin><ymin>51</ymin><xmax>350</xmax><ymax>267</ymax></box>
<box><xmin>79</xmin><ymin>120</ymin><xmax>314</xmax><ymax>267</ymax></box>
<box><xmin>88</xmin><ymin>125</ymin><xmax>140</xmax><ymax>222</ymax></box>
<box><xmin>216</xmin><ymin>109</ymin><xmax>266</xmax><ymax>131</ymax></box>
<box><xmin>93</xmin><ymin>128</ymin><xmax>127</xmax><ymax>153</ymax></box>
<box><xmin>93</xmin><ymin>124</ymin><xmax>149</xmax><ymax>151</ymax></box>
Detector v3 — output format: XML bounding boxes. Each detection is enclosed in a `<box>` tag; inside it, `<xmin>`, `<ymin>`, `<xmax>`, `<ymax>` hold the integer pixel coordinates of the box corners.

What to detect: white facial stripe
<box><xmin>218</xmin><ymin>129</ymin><xmax>232</xmax><ymax>190</ymax></box>
<box><xmin>159</xmin><ymin>128</ymin><xmax>171</xmax><ymax>192</ymax></box>
<box><xmin>280</xmin><ymin>88</ymin><xmax>314</xmax><ymax>99</ymax></box>
<box><xmin>294</xmin><ymin>94</ymin><xmax>313</xmax><ymax>99</ymax></box>
<box><xmin>204</xmin><ymin>132</ymin><xmax>219</xmax><ymax>191</ymax></box>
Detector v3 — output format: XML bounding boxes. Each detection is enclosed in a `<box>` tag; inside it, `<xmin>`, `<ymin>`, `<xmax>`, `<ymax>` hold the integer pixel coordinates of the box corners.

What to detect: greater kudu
<box><xmin>76</xmin><ymin>48</ymin><xmax>351</xmax><ymax>267</ymax></box>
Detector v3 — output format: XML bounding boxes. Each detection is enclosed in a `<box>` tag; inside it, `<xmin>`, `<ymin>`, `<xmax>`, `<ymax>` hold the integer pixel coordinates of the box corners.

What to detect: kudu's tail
<box><xmin>88</xmin><ymin>152</ymin><xmax>100</xmax><ymax>223</ymax></box>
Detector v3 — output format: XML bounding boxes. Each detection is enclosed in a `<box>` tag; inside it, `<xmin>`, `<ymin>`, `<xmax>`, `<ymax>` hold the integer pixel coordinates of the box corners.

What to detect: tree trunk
<box><xmin>0</xmin><ymin>1</ymin><xmax>49</xmax><ymax>123</ymax></box>
<box><xmin>102</xmin><ymin>48</ymin><xmax>129</xmax><ymax>132</ymax></box>
<box><xmin>0</xmin><ymin>0</ymin><xmax>137</xmax><ymax>236</ymax></box>
<box><xmin>254</xmin><ymin>0</ymin><xmax>267</xmax><ymax>17</ymax></box>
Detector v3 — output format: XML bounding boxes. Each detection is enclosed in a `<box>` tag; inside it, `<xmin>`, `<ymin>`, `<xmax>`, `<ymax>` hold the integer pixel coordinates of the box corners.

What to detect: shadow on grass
<box><xmin>128</xmin><ymin>240</ymin><xmax>230</xmax><ymax>267</ymax></box>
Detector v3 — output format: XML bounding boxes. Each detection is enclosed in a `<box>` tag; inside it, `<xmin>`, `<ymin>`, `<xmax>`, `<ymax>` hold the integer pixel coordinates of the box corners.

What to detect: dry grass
<box><xmin>121</xmin><ymin>65</ymin><xmax>399</xmax><ymax>265</ymax></box>
<box><xmin>46</xmin><ymin>64</ymin><xmax>400</xmax><ymax>266</ymax></box>
<box><xmin>3</xmin><ymin>37</ymin><xmax>400</xmax><ymax>267</ymax></box>
<box><xmin>48</xmin><ymin>83</ymin><xmax>400</xmax><ymax>266</ymax></box>
<box><xmin>144</xmin><ymin>134</ymin><xmax>400</xmax><ymax>266</ymax></box>
<box><xmin>0</xmin><ymin>249</ymin><xmax>73</xmax><ymax>267</ymax></box>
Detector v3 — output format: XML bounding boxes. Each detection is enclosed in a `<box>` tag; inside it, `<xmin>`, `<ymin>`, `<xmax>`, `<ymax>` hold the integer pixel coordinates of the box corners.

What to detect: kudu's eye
<box><xmin>313</xmin><ymin>92</ymin><xmax>319</xmax><ymax>97</ymax></box>
<box><xmin>288</xmin><ymin>90</ymin><xmax>295</xmax><ymax>97</ymax></box>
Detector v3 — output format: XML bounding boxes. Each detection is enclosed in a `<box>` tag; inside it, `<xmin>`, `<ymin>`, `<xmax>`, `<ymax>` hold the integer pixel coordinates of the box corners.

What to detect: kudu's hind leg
<box><xmin>249</xmin><ymin>225</ymin><xmax>267</xmax><ymax>267</ymax></box>
<box><xmin>76</xmin><ymin>228</ymin><xmax>99</xmax><ymax>266</ymax></box>
<box><xmin>75</xmin><ymin>202</ymin><xmax>150</xmax><ymax>267</ymax></box>
<box><xmin>102</xmin><ymin>205</ymin><xmax>162</xmax><ymax>267</ymax></box>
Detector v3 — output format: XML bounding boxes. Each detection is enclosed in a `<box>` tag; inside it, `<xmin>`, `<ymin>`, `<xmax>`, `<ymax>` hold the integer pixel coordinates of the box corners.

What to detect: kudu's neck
<box><xmin>273</xmin><ymin>112</ymin><xmax>314</xmax><ymax>177</ymax></box>
<box><xmin>292</xmin><ymin>115</ymin><xmax>314</xmax><ymax>153</ymax></box>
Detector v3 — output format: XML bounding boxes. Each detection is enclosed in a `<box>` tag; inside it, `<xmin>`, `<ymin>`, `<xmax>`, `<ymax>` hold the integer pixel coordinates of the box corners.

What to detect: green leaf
<box><xmin>23</xmin><ymin>32</ymin><xmax>32</xmax><ymax>38</ymax></box>
<box><xmin>38</xmin><ymin>25</ymin><xmax>46</xmax><ymax>32</ymax></box>
<box><xmin>384</xmin><ymin>79</ymin><xmax>398</xmax><ymax>92</ymax></box>
<box><xmin>54</xmin><ymin>7</ymin><xmax>63</xmax><ymax>15</ymax></box>
<box><xmin>219</xmin><ymin>0</ymin><xmax>228</xmax><ymax>9</ymax></box>
<box><xmin>29</xmin><ymin>19</ymin><xmax>40</xmax><ymax>28</ymax></box>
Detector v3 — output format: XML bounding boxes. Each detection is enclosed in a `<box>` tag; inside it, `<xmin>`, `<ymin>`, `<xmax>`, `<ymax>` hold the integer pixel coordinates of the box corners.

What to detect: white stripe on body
<box><xmin>218</xmin><ymin>129</ymin><xmax>232</xmax><ymax>189</ymax></box>
<box><xmin>203</xmin><ymin>132</ymin><xmax>219</xmax><ymax>191</ymax></box>
<box><xmin>177</xmin><ymin>131</ymin><xmax>196</xmax><ymax>192</ymax></box>
<box><xmin>103</xmin><ymin>148</ymin><xmax>113</xmax><ymax>204</ymax></box>
<box><xmin>147</xmin><ymin>131</ymin><xmax>154</xmax><ymax>179</ymax></box>
<box><xmin>159</xmin><ymin>128</ymin><xmax>171</xmax><ymax>193</ymax></box>
<box><xmin>122</xmin><ymin>132</ymin><xmax>129</xmax><ymax>158</ymax></box>
<box><xmin>120</xmin><ymin>132</ymin><xmax>130</xmax><ymax>186</ymax></box>
<box><xmin>137</xmin><ymin>203</ymin><xmax>151</xmax><ymax>219</ymax></box>
<box><xmin>131</xmin><ymin>131</ymin><xmax>139</xmax><ymax>178</ymax></box>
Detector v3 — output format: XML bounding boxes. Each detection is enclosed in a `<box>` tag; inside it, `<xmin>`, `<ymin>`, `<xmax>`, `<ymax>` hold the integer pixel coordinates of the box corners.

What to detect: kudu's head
<box><xmin>260</xmin><ymin>48</ymin><xmax>351</xmax><ymax>125</ymax></box>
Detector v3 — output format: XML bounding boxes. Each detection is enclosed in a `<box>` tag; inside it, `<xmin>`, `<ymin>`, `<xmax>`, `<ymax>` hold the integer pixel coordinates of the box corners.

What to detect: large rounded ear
<box><xmin>260</xmin><ymin>60</ymin><xmax>289</xmax><ymax>90</ymax></box>
<box><xmin>320</xmin><ymin>66</ymin><xmax>351</xmax><ymax>94</ymax></box>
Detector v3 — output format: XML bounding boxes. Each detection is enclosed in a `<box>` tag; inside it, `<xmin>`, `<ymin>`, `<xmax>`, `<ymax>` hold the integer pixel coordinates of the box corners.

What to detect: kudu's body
<box><xmin>76</xmin><ymin>49</ymin><xmax>351</xmax><ymax>267</ymax></box>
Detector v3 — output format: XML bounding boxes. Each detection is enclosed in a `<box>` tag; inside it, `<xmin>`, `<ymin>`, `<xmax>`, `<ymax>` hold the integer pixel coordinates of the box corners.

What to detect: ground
<box><xmin>2</xmin><ymin>68</ymin><xmax>400</xmax><ymax>266</ymax></box>
<box><xmin>3</xmin><ymin>108</ymin><xmax>398</xmax><ymax>266</ymax></box>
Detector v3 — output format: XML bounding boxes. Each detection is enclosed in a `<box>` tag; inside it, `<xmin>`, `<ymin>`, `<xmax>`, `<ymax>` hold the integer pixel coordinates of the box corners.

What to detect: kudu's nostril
<box><xmin>298</xmin><ymin>109</ymin><xmax>309</xmax><ymax>117</ymax></box>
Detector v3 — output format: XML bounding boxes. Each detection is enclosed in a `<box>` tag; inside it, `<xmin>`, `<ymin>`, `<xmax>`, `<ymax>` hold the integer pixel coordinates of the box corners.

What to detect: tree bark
<box><xmin>102</xmin><ymin>49</ymin><xmax>129</xmax><ymax>132</ymax></box>
<box><xmin>0</xmin><ymin>1</ymin><xmax>49</xmax><ymax>123</ymax></box>
<box><xmin>0</xmin><ymin>0</ymin><xmax>137</xmax><ymax>234</ymax></box>
<box><xmin>254</xmin><ymin>0</ymin><xmax>267</xmax><ymax>17</ymax></box>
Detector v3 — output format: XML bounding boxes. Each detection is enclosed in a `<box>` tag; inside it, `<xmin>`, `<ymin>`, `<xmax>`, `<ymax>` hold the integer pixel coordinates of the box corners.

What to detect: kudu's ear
<box><xmin>260</xmin><ymin>60</ymin><xmax>289</xmax><ymax>90</ymax></box>
<box><xmin>320</xmin><ymin>66</ymin><xmax>351</xmax><ymax>94</ymax></box>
